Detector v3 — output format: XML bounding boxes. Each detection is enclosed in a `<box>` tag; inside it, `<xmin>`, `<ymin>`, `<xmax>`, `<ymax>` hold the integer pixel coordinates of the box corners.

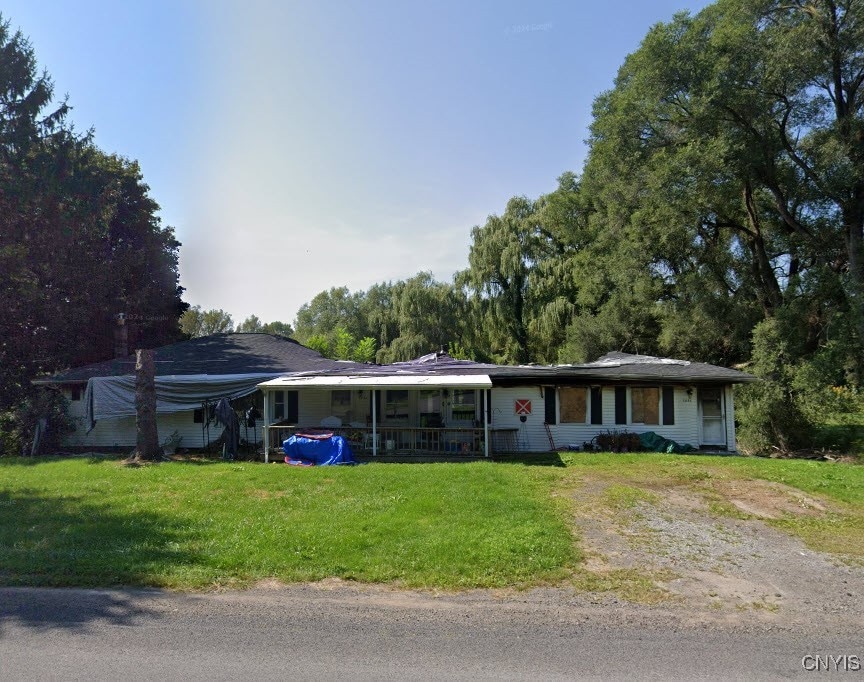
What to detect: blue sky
<box><xmin>5</xmin><ymin>0</ymin><xmax>709</xmax><ymax>327</ymax></box>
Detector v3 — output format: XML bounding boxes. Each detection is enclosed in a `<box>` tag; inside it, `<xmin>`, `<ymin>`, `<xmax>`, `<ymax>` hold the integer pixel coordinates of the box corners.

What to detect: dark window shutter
<box><xmin>486</xmin><ymin>389</ymin><xmax>492</xmax><ymax>423</ymax></box>
<box><xmin>591</xmin><ymin>387</ymin><xmax>603</xmax><ymax>424</ymax></box>
<box><xmin>662</xmin><ymin>387</ymin><xmax>675</xmax><ymax>425</ymax></box>
<box><xmin>286</xmin><ymin>391</ymin><xmax>299</xmax><ymax>423</ymax></box>
<box><xmin>615</xmin><ymin>387</ymin><xmax>627</xmax><ymax>424</ymax></box>
<box><xmin>544</xmin><ymin>387</ymin><xmax>557</xmax><ymax>425</ymax></box>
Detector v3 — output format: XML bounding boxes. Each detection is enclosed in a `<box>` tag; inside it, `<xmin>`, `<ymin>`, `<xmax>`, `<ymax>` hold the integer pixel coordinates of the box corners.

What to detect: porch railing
<box><xmin>264</xmin><ymin>425</ymin><xmax>518</xmax><ymax>459</ymax></box>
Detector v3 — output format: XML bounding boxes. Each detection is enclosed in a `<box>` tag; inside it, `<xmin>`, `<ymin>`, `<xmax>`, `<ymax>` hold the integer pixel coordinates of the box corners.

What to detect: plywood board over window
<box><xmin>560</xmin><ymin>387</ymin><xmax>587</xmax><ymax>423</ymax></box>
<box><xmin>631</xmin><ymin>387</ymin><xmax>659</xmax><ymax>424</ymax></box>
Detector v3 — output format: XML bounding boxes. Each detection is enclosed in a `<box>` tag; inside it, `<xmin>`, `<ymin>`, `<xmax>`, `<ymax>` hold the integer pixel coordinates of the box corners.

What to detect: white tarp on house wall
<box><xmin>84</xmin><ymin>373</ymin><xmax>280</xmax><ymax>430</ymax></box>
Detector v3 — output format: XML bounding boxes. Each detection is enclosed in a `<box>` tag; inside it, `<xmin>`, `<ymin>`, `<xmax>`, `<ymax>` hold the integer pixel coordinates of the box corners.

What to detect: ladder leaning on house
<box><xmin>543</xmin><ymin>422</ymin><xmax>570</xmax><ymax>451</ymax></box>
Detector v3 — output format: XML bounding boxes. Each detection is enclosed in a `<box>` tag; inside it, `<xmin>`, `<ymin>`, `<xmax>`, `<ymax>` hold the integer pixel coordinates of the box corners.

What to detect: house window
<box><xmin>193</xmin><ymin>408</ymin><xmax>204</xmax><ymax>424</ymax></box>
<box><xmin>70</xmin><ymin>386</ymin><xmax>82</xmax><ymax>401</ymax></box>
<box><xmin>384</xmin><ymin>390</ymin><xmax>410</xmax><ymax>424</ymax></box>
<box><xmin>272</xmin><ymin>391</ymin><xmax>299</xmax><ymax>423</ymax></box>
<box><xmin>331</xmin><ymin>390</ymin><xmax>352</xmax><ymax>422</ymax></box>
<box><xmin>559</xmin><ymin>387</ymin><xmax>587</xmax><ymax>423</ymax></box>
<box><xmin>418</xmin><ymin>389</ymin><xmax>442</xmax><ymax>427</ymax></box>
<box><xmin>450</xmin><ymin>389</ymin><xmax>476</xmax><ymax>424</ymax></box>
<box><xmin>274</xmin><ymin>391</ymin><xmax>285</xmax><ymax>420</ymax></box>
<box><xmin>631</xmin><ymin>387</ymin><xmax>660</xmax><ymax>424</ymax></box>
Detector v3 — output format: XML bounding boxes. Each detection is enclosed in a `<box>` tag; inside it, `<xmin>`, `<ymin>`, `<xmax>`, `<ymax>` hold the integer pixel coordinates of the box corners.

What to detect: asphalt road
<box><xmin>0</xmin><ymin>585</ymin><xmax>860</xmax><ymax>680</ymax></box>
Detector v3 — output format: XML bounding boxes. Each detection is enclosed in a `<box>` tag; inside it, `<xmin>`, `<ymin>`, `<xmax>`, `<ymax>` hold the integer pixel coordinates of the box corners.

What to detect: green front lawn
<box><xmin>1</xmin><ymin>453</ymin><xmax>861</xmax><ymax>591</ymax></box>
<box><xmin>0</xmin><ymin>458</ymin><xmax>575</xmax><ymax>590</ymax></box>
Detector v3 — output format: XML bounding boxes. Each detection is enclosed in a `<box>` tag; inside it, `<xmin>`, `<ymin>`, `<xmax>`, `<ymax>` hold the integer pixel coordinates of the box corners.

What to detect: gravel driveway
<box><xmin>574</xmin><ymin>479</ymin><xmax>863</xmax><ymax>627</ymax></box>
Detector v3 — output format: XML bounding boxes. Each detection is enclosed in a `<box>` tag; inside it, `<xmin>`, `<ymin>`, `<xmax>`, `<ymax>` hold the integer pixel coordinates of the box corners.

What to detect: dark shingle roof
<box><xmin>34</xmin><ymin>333</ymin><xmax>357</xmax><ymax>384</ymax></box>
<box><xmin>280</xmin><ymin>350</ymin><xmax>757</xmax><ymax>385</ymax></box>
<box><xmin>36</xmin><ymin>342</ymin><xmax>756</xmax><ymax>387</ymax></box>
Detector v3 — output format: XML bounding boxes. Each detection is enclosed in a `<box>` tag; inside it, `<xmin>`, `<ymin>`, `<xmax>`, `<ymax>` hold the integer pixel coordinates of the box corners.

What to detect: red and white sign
<box><xmin>514</xmin><ymin>399</ymin><xmax>532</xmax><ymax>416</ymax></box>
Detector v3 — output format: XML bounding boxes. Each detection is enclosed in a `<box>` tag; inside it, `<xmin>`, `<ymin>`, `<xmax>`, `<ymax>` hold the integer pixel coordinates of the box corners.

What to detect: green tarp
<box><xmin>639</xmin><ymin>431</ymin><xmax>694</xmax><ymax>454</ymax></box>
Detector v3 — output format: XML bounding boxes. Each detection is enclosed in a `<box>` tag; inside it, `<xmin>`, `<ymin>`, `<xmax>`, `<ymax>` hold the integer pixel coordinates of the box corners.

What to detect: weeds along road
<box><xmin>1</xmin><ymin>585</ymin><xmax>860</xmax><ymax>680</ymax></box>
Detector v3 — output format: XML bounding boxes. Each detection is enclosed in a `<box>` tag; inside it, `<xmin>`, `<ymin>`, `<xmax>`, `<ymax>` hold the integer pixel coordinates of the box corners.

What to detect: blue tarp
<box><xmin>282</xmin><ymin>435</ymin><xmax>357</xmax><ymax>466</ymax></box>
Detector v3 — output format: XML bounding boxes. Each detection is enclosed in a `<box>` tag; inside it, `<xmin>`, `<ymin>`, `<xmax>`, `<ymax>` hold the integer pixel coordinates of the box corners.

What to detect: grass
<box><xmin>813</xmin><ymin>410</ymin><xmax>864</xmax><ymax>455</ymax></box>
<box><xmin>0</xmin><ymin>457</ymin><xmax>576</xmax><ymax>590</ymax></box>
<box><xmin>1</xmin><ymin>452</ymin><xmax>862</xmax><ymax>592</ymax></box>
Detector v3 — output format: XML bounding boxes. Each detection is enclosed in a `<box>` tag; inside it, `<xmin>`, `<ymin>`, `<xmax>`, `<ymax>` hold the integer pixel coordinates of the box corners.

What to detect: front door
<box><xmin>699</xmin><ymin>388</ymin><xmax>726</xmax><ymax>447</ymax></box>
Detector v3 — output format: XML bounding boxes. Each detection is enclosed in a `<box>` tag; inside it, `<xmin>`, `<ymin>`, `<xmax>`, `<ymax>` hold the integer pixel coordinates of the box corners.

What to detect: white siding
<box><xmin>63</xmin><ymin>387</ymin><xmax>291</xmax><ymax>450</ymax></box>
<box><xmin>61</xmin><ymin>384</ymin><xmax>737</xmax><ymax>453</ymax></box>
<box><xmin>490</xmin><ymin>386</ymin><xmax>548</xmax><ymax>451</ymax></box>
<box><xmin>63</xmin><ymin>390</ymin><xmax>230</xmax><ymax>449</ymax></box>
<box><xmin>64</xmin><ymin>386</ymin><xmax>138</xmax><ymax>447</ymax></box>
<box><xmin>491</xmin><ymin>385</ymin><xmax>705</xmax><ymax>452</ymax></box>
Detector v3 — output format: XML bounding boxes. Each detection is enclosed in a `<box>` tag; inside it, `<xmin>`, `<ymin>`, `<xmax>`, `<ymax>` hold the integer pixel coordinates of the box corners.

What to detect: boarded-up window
<box><xmin>631</xmin><ymin>387</ymin><xmax>659</xmax><ymax>424</ymax></box>
<box><xmin>560</xmin><ymin>387</ymin><xmax>587</xmax><ymax>423</ymax></box>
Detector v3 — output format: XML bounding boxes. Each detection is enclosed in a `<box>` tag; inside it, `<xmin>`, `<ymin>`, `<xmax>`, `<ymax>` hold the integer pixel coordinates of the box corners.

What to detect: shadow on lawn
<box><xmin>0</xmin><ymin>488</ymin><xmax>201</xmax><ymax>624</ymax></box>
<box><xmin>492</xmin><ymin>453</ymin><xmax>567</xmax><ymax>467</ymax></box>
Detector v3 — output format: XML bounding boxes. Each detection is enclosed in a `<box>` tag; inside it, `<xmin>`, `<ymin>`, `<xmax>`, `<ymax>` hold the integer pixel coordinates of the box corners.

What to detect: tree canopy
<box><xmin>285</xmin><ymin>0</ymin><xmax>863</xmax><ymax>453</ymax></box>
<box><xmin>5</xmin><ymin>1</ymin><xmax>861</xmax><ymax>456</ymax></box>
<box><xmin>0</xmin><ymin>16</ymin><xmax>186</xmax><ymax>413</ymax></box>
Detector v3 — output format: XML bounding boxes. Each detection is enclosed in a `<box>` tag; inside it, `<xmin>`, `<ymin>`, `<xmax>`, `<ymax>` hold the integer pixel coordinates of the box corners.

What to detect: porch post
<box><xmin>262</xmin><ymin>388</ymin><xmax>270</xmax><ymax>463</ymax></box>
<box><xmin>372</xmin><ymin>388</ymin><xmax>378</xmax><ymax>457</ymax></box>
<box><xmin>483</xmin><ymin>388</ymin><xmax>490</xmax><ymax>458</ymax></box>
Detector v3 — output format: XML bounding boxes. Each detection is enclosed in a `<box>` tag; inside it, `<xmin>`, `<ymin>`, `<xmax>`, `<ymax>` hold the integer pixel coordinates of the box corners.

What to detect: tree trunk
<box><xmin>134</xmin><ymin>348</ymin><xmax>160</xmax><ymax>461</ymax></box>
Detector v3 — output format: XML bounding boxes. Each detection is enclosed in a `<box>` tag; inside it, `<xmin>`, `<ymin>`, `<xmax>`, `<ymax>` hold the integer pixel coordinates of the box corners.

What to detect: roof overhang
<box><xmin>258</xmin><ymin>374</ymin><xmax>492</xmax><ymax>390</ymax></box>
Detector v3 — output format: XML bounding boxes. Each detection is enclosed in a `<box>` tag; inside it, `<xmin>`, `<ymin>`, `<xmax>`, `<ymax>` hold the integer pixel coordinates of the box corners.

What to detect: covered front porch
<box><xmin>257</xmin><ymin>374</ymin><xmax>511</xmax><ymax>461</ymax></box>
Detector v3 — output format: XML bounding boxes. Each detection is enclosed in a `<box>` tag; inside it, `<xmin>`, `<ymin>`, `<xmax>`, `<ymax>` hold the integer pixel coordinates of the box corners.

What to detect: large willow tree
<box><xmin>582</xmin><ymin>0</ymin><xmax>864</xmax><ymax>374</ymax></box>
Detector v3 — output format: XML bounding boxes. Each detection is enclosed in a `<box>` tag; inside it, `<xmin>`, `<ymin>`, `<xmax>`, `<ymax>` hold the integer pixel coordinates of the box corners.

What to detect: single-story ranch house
<box><xmin>35</xmin><ymin>333</ymin><xmax>756</xmax><ymax>457</ymax></box>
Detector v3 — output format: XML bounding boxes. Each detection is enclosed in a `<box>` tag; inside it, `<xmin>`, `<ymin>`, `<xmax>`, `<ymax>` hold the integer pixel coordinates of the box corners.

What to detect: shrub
<box><xmin>736</xmin><ymin>379</ymin><xmax>813</xmax><ymax>455</ymax></box>
<box><xmin>0</xmin><ymin>388</ymin><xmax>74</xmax><ymax>457</ymax></box>
<box><xmin>594</xmin><ymin>429</ymin><xmax>642</xmax><ymax>453</ymax></box>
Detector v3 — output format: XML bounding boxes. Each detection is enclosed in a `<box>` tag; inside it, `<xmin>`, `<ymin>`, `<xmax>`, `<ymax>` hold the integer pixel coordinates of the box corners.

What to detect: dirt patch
<box><xmin>572</xmin><ymin>480</ymin><xmax>863</xmax><ymax>622</ymax></box>
<box><xmin>253</xmin><ymin>578</ymin><xmax>288</xmax><ymax>590</ymax></box>
<box><xmin>711</xmin><ymin>479</ymin><xmax>828</xmax><ymax>519</ymax></box>
<box><xmin>247</xmin><ymin>489</ymin><xmax>291</xmax><ymax>500</ymax></box>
